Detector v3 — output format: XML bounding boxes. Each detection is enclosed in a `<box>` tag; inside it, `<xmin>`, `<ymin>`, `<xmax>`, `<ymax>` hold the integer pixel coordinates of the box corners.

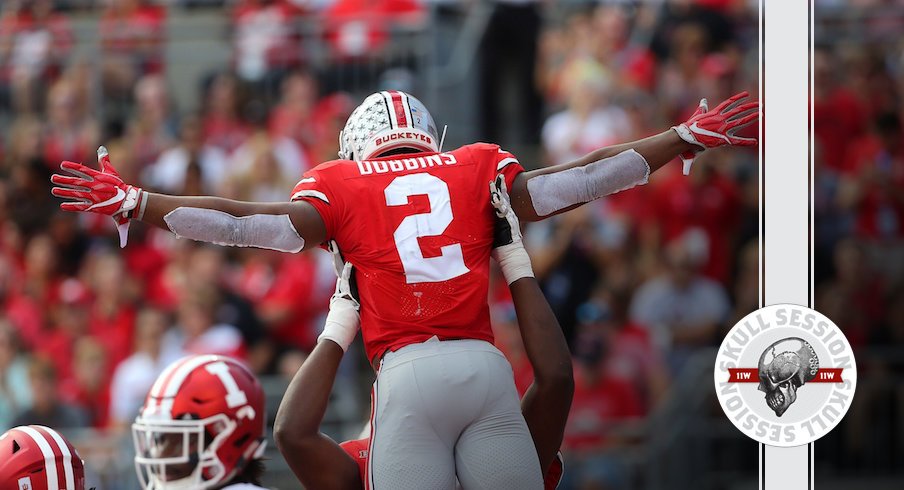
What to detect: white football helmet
<box><xmin>339</xmin><ymin>91</ymin><xmax>440</xmax><ymax>161</ymax></box>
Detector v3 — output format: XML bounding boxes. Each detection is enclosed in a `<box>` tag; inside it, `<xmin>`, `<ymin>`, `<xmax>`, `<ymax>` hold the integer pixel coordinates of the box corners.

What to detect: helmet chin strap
<box><xmin>439</xmin><ymin>125</ymin><xmax>448</xmax><ymax>153</ymax></box>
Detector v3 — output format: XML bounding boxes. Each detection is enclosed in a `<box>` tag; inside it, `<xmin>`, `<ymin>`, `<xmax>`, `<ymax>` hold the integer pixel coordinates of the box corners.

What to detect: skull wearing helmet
<box><xmin>757</xmin><ymin>337</ymin><xmax>819</xmax><ymax>417</ymax></box>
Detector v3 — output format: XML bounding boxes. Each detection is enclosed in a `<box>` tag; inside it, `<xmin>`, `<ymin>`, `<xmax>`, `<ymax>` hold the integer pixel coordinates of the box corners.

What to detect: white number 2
<box><xmin>384</xmin><ymin>174</ymin><xmax>469</xmax><ymax>284</ymax></box>
<box><xmin>205</xmin><ymin>362</ymin><xmax>248</xmax><ymax>409</ymax></box>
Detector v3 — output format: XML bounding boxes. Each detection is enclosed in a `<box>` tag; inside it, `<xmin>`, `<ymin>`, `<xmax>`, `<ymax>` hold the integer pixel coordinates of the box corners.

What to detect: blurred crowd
<box><xmin>0</xmin><ymin>0</ymin><xmax>898</xmax><ymax>488</ymax></box>
<box><xmin>811</xmin><ymin>0</ymin><xmax>904</xmax><ymax>476</ymax></box>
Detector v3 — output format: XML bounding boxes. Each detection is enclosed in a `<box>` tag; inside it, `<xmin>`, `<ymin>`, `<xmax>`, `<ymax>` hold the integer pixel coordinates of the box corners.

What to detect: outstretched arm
<box><xmin>490</xmin><ymin>177</ymin><xmax>574</xmax><ymax>473</ymax></box>
<box><xmin>140</xmin><ymin>193</ymin><xmax>328</xmax><ymax>250</ymax></box>
<box><xmin>50</xmin><ymin>148</ymin><xmax>328</xmax><ymax>250</ymax></box>
<box><xmin>510</xmin><ymin>91</ymin><xmax>760</xmax><ymax>221</ymax></box>
<box><xmin>274</xmin><ymin>263</ymin><xmax>362</xmax><ymax>490</ymax></box>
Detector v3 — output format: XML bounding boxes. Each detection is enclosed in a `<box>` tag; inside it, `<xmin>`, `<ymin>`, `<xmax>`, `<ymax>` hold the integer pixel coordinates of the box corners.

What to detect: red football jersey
<box><xmin>339</xmin><ymin>438</ymin><xmax>369</xmax><ymax>483</ymax></box>
<box><xmin>291</xmin><ymin>143</ymin><xmax>524</xmax><ymax>362</ymax></box>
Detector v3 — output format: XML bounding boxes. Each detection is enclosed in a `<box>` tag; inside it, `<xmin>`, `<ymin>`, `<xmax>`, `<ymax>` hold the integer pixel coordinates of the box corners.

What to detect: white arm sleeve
<box><xmin>163</xmin><ymin>207</ymin><xmax>305</xmax><ymax>253</ymax></box>
<box><xmin>526</xmin><ymin>148</ymin><xmax>650</xmax><ymax>217</ymax></box>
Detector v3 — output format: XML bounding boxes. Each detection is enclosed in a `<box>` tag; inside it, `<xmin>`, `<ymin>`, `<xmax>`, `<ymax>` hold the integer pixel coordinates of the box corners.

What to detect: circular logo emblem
<box><xmin>714</xmin><ymin>304</ymin><xmax>857</xmax><ymax>447</ymax></box>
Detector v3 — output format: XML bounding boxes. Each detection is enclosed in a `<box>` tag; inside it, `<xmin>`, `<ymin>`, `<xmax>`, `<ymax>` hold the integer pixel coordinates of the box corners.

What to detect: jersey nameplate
<box><xmin>356</xmin><ymin>153</ymin><xmax>458</xmax><ymax>176</ymax></box>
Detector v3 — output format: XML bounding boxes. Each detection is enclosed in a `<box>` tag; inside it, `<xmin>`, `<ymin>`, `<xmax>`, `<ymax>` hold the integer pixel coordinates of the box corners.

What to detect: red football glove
<box><xmin>51</xmin><ymin>146</ymin><xmax>147</xmax><ymax>248</ymax></box>
<box><xmin>672</xmin><ymin>91</ymin><xmax>760</xmax><ymax>175</ymax></box>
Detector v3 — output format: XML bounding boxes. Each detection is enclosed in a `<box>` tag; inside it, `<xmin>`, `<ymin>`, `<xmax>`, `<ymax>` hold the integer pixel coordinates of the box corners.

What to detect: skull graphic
<box><xmin>757</xmin><ymin>337</ymin><xmax>819</xmax><ymax>417</ymax></box>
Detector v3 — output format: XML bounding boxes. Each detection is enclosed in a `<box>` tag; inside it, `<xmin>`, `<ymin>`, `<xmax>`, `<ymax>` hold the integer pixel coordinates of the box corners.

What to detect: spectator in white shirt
<box><xmin>144</xmin><ymin>115</ymin><xmax>228</xmax><ymax>195</ymax></box>
<box><xmin>163</xmin><ymin>286</ymin><xmax>246</xmax><ymax>360</ymax></box>
<box><xmin>108</xmin><ymin>307</ymin><xmax>181</xmax><ymax>428</ymax></box>
<box><xmin>629</xmin><ymin>229</ymin><xmax>731</xmax><ymax>372</ymax></box>
<box><xmin>0</xmin><ymin>321</ymin><xmax>32</xmax><ymax>430</ymax></box>
<box><xmin>542</xmin><ymin>58</ymin><xmax>630</xmax><ymax>166</ymax></box>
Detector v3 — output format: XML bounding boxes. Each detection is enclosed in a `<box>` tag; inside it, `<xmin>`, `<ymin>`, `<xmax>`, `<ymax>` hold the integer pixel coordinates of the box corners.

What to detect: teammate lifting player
<box><xmin>51</xmin><ymin>90</ymin><xmax>758</xmax><ymax>488</ymax></box>
<box><xmin>272</xmin><ymin>177</ymin><xmax>572</xmax><ymax>489</ymax></box>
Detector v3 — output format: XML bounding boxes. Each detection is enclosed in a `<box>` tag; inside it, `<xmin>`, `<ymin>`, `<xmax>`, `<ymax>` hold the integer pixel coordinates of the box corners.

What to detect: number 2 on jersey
<box><xmin>384</xmin><ymin>173</ymin><xmax>469</xmax><ymax>284</ymax></box>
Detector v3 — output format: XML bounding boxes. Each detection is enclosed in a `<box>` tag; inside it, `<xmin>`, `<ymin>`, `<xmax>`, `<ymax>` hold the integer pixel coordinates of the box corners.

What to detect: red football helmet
<box><xmin>0</xmin><ymin>425</ymin><xmax>87</xmax><ymax>490</ymax></box>
<box><xmin>132</xmin><ymin>355</ymin><xmax>266</xmax><ymax>490</ymax></box>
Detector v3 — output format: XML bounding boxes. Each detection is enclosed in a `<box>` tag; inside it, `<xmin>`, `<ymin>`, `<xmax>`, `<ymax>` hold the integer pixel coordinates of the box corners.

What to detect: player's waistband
<box><xmin>378</xmin><ymin>336</ymin><xmax>504</xmax><ymax>372</ymax></box>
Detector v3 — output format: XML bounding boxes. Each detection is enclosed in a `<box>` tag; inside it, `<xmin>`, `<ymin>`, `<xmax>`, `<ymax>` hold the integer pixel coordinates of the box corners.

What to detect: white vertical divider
<box><xmin>761</xmin><ymin>0</ymin><xmax>812</xmax><ymax>489</ymax></box>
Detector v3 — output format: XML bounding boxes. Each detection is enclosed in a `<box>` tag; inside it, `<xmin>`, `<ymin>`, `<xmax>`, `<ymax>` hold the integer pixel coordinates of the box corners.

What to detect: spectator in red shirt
<box><xmin>6</xmin><ymin>234</ymin><xmax>62</xmax><ymax>350</ymax></box>
<box><xmin>235</xmin><ymin>250</ymin><xmax>323</xmax><ymax>353</ymax></box>
<box><xmin>202</xmin><ymin>72</ymin><xmax>252</xmax><ymax>156</ymax></box>
<box><xmin>37</xmin><ymin>277</ymin><xmax>90</xmax><ymax>388</ymax></box>
<box><xmin>60</xmin><ymin>337</ymin><xmax>111</xmax><ymax>428</ymax></box>
<box><xmin>268</xmin><ymin>70</ymin><xmax>320</xmax><ymax>162</ymax></box>
<box><xmin>813</xmin><ymin>47</ymin><xmax>868</xmax><ymax>174</ymax></box>
<box><xmin>320</xmin><ymin>0</ymin><xmax>424</xmax><ymax>94</ymax></box>
<box><xmin>0</xmin><ymin>0</ymin><xmax>73</xmax><ymax>114</ymax></box>
<box><xmin>641</xmin><ymin>157</ymin><xmax>742</xmax><ymax>284</ymax></box>
<box><xmin>839</xmin><ymin>112</ymin><xmax>904</xmax><ymax>241</ymax></box>
<box><xmin>85</xmin><ymin>252</ymin><xmax>137</xmax><ymax>367</ymax></box>
<box><xmin>306</xmin><ymin>91</ymin><xmax>355</xmax><ymax>163</ymax></box>
<box><xmin>231</xmin><ymin>0</ymin><xmax>300</xmax><ymax>85</ymax></box>
<box><xmin>576</xmin><ymin>293</ymin><xmax>670</xmax><ymax>414</ymax></box>
<box><xmin>323</xmin><ymin>0</ymin><xmax>423</xmax><ymax>59</ymax></box>
<box><xmin>42</xmin><ymin>78</ymin><xmax>99</xmax><ymax>170</ymax></box>
<box><xmin>99</xmin><ymin>0</ymin><xmax>165</xmax><ymax>99</ymax></box>
<box><xmin>562</xmin><ymin>326</ymin><xmax>643</xmax><ymax>490</ymax></box>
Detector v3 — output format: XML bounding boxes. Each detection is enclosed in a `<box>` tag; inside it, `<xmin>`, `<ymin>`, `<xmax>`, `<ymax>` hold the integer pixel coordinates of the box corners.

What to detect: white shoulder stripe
<box><xmin>17</xmin><ymin>426</ymin><xmax>59</xmax><ymax>490</ymax></box>
<box><xmin>297</xmin><ymin>177</ymin><xmax>316</xmax><ymax>185</ymax></box>
<box><xmin>38</xmin><ymin>426</ymin><xmax>75</xmax><ymax>490</ymax></box>
<box><xmin>291</xmin><ymin>190</ymin><xmax>330</xmax><ymax>204</ymax></box>
<box><xmin>149</xmin><ymin>356</ymin><xmax>193</xmax><ymax>398</ymax></box>
<box><xmin>162</xmin><ymin>355</ymin><xmax>219</xmax><ymax>398</ymax></box>
<box><xmin>497</xmin><ymin>157</ymin><xmax>519</xmax><ymax>171</ymax></box>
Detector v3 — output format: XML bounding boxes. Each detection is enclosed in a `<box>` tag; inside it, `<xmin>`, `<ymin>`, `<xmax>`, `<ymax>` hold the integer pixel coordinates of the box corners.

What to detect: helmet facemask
<box><xmin>133</xmin><ymin>414</ymin><xmax>236</xmax><ymax>490</ymax></box>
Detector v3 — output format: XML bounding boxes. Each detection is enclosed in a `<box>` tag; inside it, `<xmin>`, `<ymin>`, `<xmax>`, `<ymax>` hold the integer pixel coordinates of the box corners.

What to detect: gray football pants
<box><xmin>366</xmin><ymin>337</ymin><xmax>543</xmax><ymax>490</ymax></box>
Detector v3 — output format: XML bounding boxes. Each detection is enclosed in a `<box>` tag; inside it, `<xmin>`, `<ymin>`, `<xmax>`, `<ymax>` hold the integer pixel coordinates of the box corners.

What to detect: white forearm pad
<box><xmin>492</xmin><ymin>244</ymin><xmax>534</xmax><ymax>285</ymax></box>
<box><xmin>163</xmin><ymin>207</ymin><xmax>305</xmax><ymax>253</ymax></box>
<box><xmin>526</xmin><ymin>149</ymin><xmax>650</xmax><ymax>217</ymax></box>
<box><xmin>319</xmin><ymin>299</ymin><xmax>359</xmax><ymax>352</ymax></box>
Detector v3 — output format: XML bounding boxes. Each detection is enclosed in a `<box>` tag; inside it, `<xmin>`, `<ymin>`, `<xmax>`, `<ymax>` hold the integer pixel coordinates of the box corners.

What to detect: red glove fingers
<box><xmin>713</xmin><ymin>90</ymin><xmax>750</xmax><ymax>114</ymax></box>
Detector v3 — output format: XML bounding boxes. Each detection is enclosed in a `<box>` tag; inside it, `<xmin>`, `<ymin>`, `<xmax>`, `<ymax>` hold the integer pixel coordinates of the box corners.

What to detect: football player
<box><xmin>130</xmin><ymin>355</ymin><xmax>267</xmax><ymax>490</ymax></box>
<box><xmin>52</xmin><ymin>90</ymin><xmax>758</xmax><ymax>488</ymax></box>
<box><xmin>0</xmin><ymin>425</ymin><xmax>90</xmax><ymax>490</ymax></box>
<box><xmin>272</xmin><ymin>177</ymin><xmax>571</xmax><ymax>489</ymax></box>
